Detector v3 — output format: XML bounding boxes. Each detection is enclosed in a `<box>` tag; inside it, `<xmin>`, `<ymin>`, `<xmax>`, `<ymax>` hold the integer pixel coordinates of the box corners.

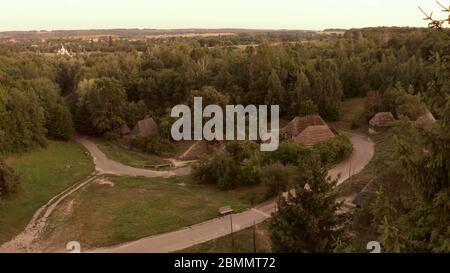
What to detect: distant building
<box><xmin>369</xmin><ymin>112</ymin><xmax>395</xmax><ymax>133</ymax></box>
<box><xmin>131</xmin><ymin>118</ymin><xmax>160</xmax><ymax>138</ymax></box>
<box><xmin>56</xmin><ymin>45</ymin><xmax>72</xmax><ymax>57</ymax></box>
<box><xmin>281</xmin><ymin>115</ymin><xmax>335</xmax><ymax>147</ymax></box>
<box><xmin>415</xmin><ymin>111</ymin><xmax>436</xmax><ymax>127</ymax></box>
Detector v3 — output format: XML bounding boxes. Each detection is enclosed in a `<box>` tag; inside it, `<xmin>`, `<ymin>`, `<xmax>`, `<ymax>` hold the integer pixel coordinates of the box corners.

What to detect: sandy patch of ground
<box><xmin>95</xmin><ymin>178</ymin><xmax>115</xmax><ymax>187</ymax></box>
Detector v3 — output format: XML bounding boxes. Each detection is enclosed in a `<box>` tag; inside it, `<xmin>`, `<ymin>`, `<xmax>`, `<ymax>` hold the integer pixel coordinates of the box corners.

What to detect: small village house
<box><xmin>131</xmin><ymin>117</ymin><xmax>160</xmax><ymax>138</ymax></box>
<box><xmin>281</xmin><ymin>115</ymin><xmax>335</xmax><ymax>147</ymax></box>
<box><xmin>369</xmin><ymin>112</ymin><xmax>395</xmax><ymax>133</ymax></box>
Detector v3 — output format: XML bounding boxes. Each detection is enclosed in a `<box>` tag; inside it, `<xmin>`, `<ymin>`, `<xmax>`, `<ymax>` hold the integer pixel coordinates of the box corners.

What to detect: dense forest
<box><xmin>1</xmin><ymin>27</ymin><xmax>448</xmax><ymax>150</ymax></box>
<box><xmin>0</xmin><ymin>27</ymin><xmax>449</xmax><ymax>252</ymax></box>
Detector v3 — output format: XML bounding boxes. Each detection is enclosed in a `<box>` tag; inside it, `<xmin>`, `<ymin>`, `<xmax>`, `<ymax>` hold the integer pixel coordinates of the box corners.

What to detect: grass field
<box><xmin>40</xmin><ymin>175</ymin><xmax>267</xmax><ymax>250</ymax></box>
<box><xmin>0</xmin><ymin>141</ymin><xmax>94</xmax><ymax>244</ymax></box>
<box><xmin>94</xmin><ymin>140</ymin><xmax>170</xmax><ymax>166</ymax></box>
<box><xmin>180</xmin><ymin>221</ymin><xmax>272</xmax><ymax>253</ymax></box>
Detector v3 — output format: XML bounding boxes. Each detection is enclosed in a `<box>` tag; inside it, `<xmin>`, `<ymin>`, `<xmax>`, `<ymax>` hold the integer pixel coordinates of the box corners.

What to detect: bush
<box><xmin>193</xmin><ymin>142</ymin><xmax>262</xmax><ymax>190</ymax></box>
<box><xmin>0</xmin><ymin>160</ymin><xmax>20</xmax><ymax>198</ymax></box>
<box><xmin>262</xmin><ymin>163</ymin><xmax>295</xmax><ymax>199</ymax></box>
<box><xmin>104</xmin><ymin>130</ymin><xmax>121</xmax><ymax>142</ymax></box>
<box><xmin>313</xmin><ymin>134</ymin><xmax>353</xmax><ymax>166</ymax></box>
<box><xmin>145</xmin><ymin>136</ymin><xmax>174</xmax><ymax>155</ymax></box>
<box><xmin>263</xmin><ymin>142</ymin><xmax>314</xmax><ymax>166</ymax></box>
<box><xmin>240</xmin><ymin>154</ymin><xmax>263</xmax><ymax>186</ymax></box>
<box><xmin>193</xmin><ymin>153</ymin><xmax>240</xmax><ymax>190</ymax></box>
<box><xmin>126</xmin><ymin>135</ymin><xmax>174</xmax><ymax>156</ymax></box>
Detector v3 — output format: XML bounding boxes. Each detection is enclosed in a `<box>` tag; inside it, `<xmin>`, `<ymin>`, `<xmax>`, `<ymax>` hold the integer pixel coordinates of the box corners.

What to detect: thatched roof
<box><xmin>415</xmin><ymin>111</ymin><xmax>436</xmax><ymax>126</ymax></box>
<box><xmin>131</xmin><ymin>118</ymin><xmax>159</xmax><ymax>137</ymax></box>
<box><xmin>281</xmin><ymin>115</ymin><xmax>335</xmax><ymax>147</ymax></box>
<box><xmin>281</xmin><ymin>115</ymin><xmax>328</xmax><ymax>138</ymax></box>
<box><xmin>293</xmin><ymin>125</ymin><xmax>335</xmax><ymax>147</ymax></box>
<box><xmin>369</xmin><ymin>112</ymin><xmax>395</xmax><ymax>129</ymax></box>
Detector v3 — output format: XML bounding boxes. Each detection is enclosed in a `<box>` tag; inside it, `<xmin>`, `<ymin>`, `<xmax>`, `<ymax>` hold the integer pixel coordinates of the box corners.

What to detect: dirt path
<box><xmin>0</xmin><ymin>174</ymin><xmax>98</xmax><ymax>253</ymax></box>
<box><xmin>89</xmin><ymin>133</ymin><xmax>374</xmax><ymax>253</ymax></box>
<box><xmin>74</xmin><ymin>136</ymin><xmax>192</xmax><ymax>177</ymax></box>
<box><xmin>1</xmin><ymin>133</ymin><xmax>374</xmax><ymax>253</ymax></box>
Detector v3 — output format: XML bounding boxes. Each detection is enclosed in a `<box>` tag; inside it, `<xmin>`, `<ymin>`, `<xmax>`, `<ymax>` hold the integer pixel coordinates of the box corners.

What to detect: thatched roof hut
<box><xmin>131</xmin><ymin>117</ymin><xmax>160</xmax><ymax>137</ymax></box>
<box><xmin>369</xmin><ymin>112</ymin><xmax>395</xmax><ymax>132</ymax></box>
<box><xmin>281</xmin><ymin>115</ymin><xmax>335</xmax><ymax>147</ymax></box>
<box><xmin>415</xmin><ymin>111</ymin><xmax>436</xmax><ymax>126</ymax></box>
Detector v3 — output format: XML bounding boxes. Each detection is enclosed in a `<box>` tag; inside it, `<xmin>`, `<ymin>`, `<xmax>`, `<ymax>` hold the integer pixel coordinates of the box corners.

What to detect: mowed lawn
<box><xmin>41</xmin><ymin>175</ymin><xmax>266</xmax><ymax>250</ymax></box>
<box><xmin>0</xmin><ymin>141</ymin><xmax>94</xmax><ymax>244</ymax></box>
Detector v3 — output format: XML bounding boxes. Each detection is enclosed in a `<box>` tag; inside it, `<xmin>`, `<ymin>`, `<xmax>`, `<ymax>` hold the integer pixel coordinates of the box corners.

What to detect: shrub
<box><xmin>193</xmin><ymin>142</ymin><xmax>262</xmax><ymax>190</ymax></box>
<box><xmin>0</xmin><ymin>160</ymin><xmax>20</xmax><ymax>198</ymax></box>
<box><xmin>193</xmin><ymin>153</ymin><xmax>240</xmax><ymax>190</ymax></box>
<box><xmin>313</xmin><ymin>134</ymin><xmax>353</xmax><ymax>166</ymax></box>
<box><xmin>104</xmin><ymin>130</ymin><xmax>121</xmax><ymax>142</ymax></box>
<box><xmin>240</xmin><ymin>154</ymin><xmax>262</xmax><ymax>186</ymax></box>
<box><xmin>263</xmin><ymin>142</ymin><xmax>314</xmax><ymax>166</ymax></box>
<box><xmin>262</xmin><ymin>163</ymin><xmax>295</xmax><ymax>199</ymax></box>
<box><xmin>126</xmin><ymin>135</ymin><xmax>174</xmax><ymax>156</ymax></box>
<box><xmin>145</xmin><ymin>136</ymin><xmax>174</xmax><ymax>155</ymax></box>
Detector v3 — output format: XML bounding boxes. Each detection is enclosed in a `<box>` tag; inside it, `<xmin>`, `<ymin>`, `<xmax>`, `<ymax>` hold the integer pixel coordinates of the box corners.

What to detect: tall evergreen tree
<box><xmin>270</xmin><ymin>159</ymin><xmax>343</xmax><ymax>253</ymax></box>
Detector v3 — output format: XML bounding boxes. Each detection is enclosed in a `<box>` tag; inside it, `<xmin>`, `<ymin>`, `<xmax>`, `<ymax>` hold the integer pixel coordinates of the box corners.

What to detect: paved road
<box><xmin>75</xmin><ymin>137</ymin><xmax>192</xmax><ymax>177</ymax></box>
<box><xmin>89</xmin><ymin>133</ymin><xmax>374</xmax><ymax>253</ymax></box>
<box><xmin>2</xmin><ymin>134</ymin><xmax>373</xmax><ymax>253</ymax></box>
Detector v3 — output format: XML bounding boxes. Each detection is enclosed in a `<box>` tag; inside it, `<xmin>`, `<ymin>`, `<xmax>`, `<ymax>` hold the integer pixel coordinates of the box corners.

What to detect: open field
<box><xmin>0</xmin><ymin>141</ymin><xmax>94</xmax><ymax>245</ymax></box>
<box><xmin>179</xmin><ymin>221</ymin><xmax>272</xmax><ymax>253</ymax></box>
<box><xmin>39</xmin><ymin>175</ymin><xmax>267</xmax><ymax>250</ymax></box>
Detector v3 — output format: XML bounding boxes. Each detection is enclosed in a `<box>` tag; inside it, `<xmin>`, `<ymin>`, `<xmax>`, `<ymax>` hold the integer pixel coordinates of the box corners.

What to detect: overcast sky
<box><xmin>0</xmin><ymin>0</ymin><xmax>444</xmax><ymax>31</ymax></box>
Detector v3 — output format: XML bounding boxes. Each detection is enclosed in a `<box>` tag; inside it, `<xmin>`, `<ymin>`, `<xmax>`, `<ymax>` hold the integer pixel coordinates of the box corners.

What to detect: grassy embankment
<box><xmin>94</xmin><ymin>139</ymin><xmax>194</xmax><ymax>167</ymax></box>
<box><xmin>0</xmin><ymin>141</ymin><xmax>94</xmax><ymax>244</ymax></box>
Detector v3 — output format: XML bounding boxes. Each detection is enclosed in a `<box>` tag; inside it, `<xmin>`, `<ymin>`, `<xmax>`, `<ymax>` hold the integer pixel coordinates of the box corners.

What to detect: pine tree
<box><xmin>270</xmin><ymin>159</ymin><xmax>343</xmax><ymax>253</ymax></box>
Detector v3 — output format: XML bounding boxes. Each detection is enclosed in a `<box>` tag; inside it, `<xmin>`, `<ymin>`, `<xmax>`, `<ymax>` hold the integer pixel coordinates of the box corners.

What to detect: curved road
<box><xmin>87</xmin><ymin>133</ymin><xmax>374</xmax><ymax>253</ymax></box>
<box><xmin>1</xmin><ymin>134</ymin><xmax>373</xmax><ymax>253</ymax></box>
<box><xmin>75</xmin><ymin>136</ymin><xmax>192</xmax><ymax>177</ymax></box>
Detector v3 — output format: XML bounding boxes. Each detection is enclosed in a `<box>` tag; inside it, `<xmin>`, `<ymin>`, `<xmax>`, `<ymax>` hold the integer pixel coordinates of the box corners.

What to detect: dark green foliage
<box><xmin>144</xmin><ymin>136</ymin><xmax>174</xmax><ymax>156</ymax></box>
<box><xmin>313</xmin><ymin>134</ymin><xmax>353</xmax><ymax>166</ymax></box>
<box><xmin>126</xmin><ymin>135</ymin><xmax>174</xmax><ymax>156</ymax></box>
<box><xmin>359</xmin><ymin>106</ymin><xmax>450</xmax><ymax>252</ymax></box>
<box><xmin>0</xmin><ymin>86</ymin><xmax>47</xmax><ymax>153</ymax></box>
<box><xmin>269</xmin><ymin>159</ymin><xmax>343</xmax><ymax>252</ymax></box>
<box><xmin>0</xmin><ymin>159</ymin><xmax>20</xmax><ymax>198</ymax></box>
<box><xmin>381</xmin><ymin>82</ymin><xmax>427</xmax><ymax>120</ymax></box>
<box><xmin>263</xmin><ymin>142</ymin><xmax>314</xmax><ymax>166</ymax></box>
<box><xmin>75</xmin><ymin>77</ymin><xmax>127</xmax><ymax>135</ymax></box>
<box><xmin>18</xmin><ymin>78</ymin><xmax>74</xmax><ymax>140</ymax></box>
<box><xmin>262</xmin><ymin>163</ymin><xmax>296</xmax><ymax>198</ymax></box>
<box><xmin>193</xmin><ymin>141</ymin><xmax>261</xmax><ymax>190</ymax></box>
<box><xmin>193</xmin><ymin>152</ymin><xmax>239</xmax><ymax>190</ymax></box>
